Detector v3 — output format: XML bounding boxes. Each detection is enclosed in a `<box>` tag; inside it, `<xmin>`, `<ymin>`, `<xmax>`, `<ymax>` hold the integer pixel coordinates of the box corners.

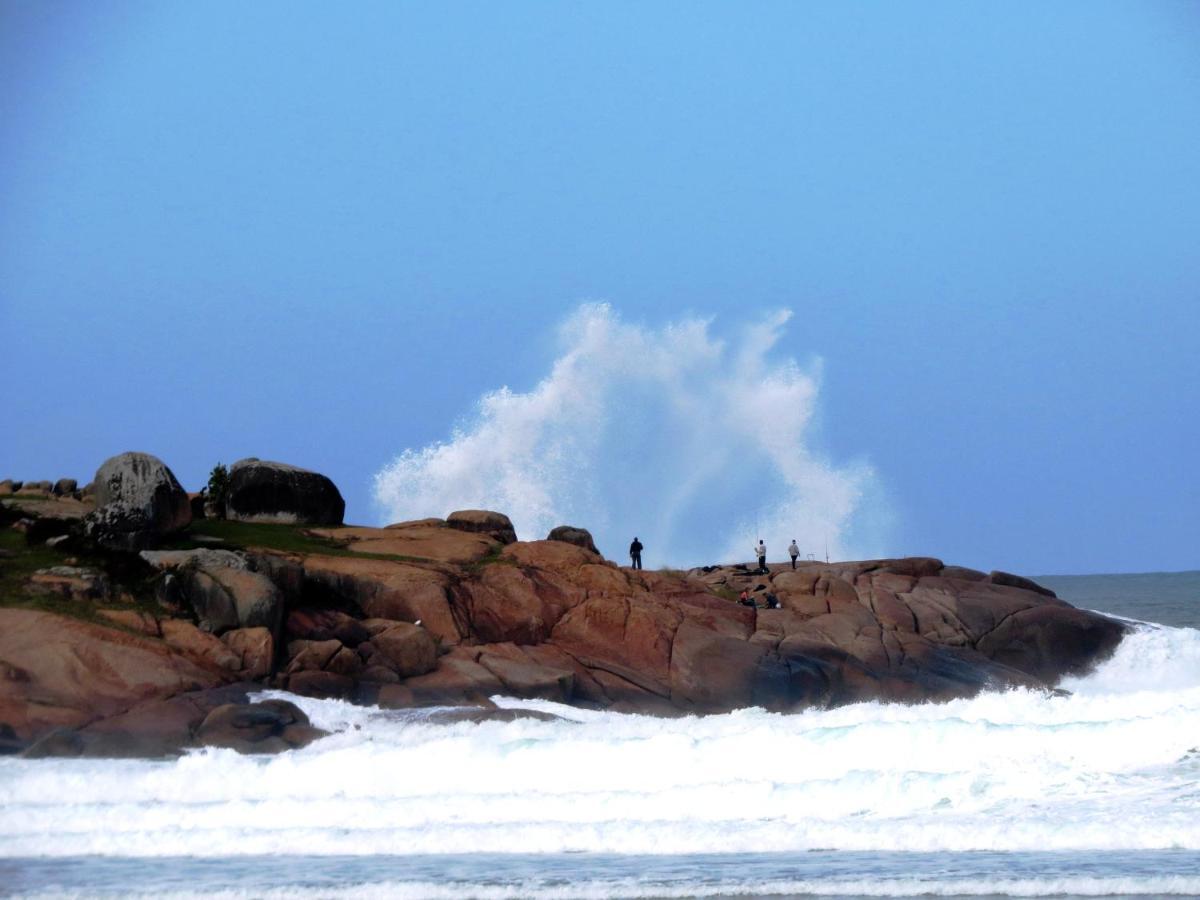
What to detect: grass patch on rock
<box><xmin>178</xmin><ymin>519</ymin><xmax>352</xmax><ymax>555</ymax></box>
<box><xmin>176</xmin><ymin>519</ymin><xmax>434</xmax><ymax>565</ymax></box>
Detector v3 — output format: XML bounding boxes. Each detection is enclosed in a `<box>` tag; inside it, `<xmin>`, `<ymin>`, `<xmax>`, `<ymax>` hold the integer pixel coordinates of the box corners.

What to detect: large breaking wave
<box><xmin>372</xmin><ymin>304</ymin><xmax>882</xmax><ymax>566</ymax></box>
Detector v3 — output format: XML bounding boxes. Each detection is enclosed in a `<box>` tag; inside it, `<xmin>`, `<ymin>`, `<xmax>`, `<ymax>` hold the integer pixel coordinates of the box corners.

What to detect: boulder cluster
<box><xmin>0</xmin><ymin>450</ymin><xmax>1129</xmax><ymax>758</ymax></box>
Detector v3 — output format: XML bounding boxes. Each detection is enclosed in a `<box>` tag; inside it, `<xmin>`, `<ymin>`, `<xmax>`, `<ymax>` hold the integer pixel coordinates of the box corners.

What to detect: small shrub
<box><xmin>205</xmin><ymin>463</ymin><xmax>229</xmax><ymax>518</ymax></box>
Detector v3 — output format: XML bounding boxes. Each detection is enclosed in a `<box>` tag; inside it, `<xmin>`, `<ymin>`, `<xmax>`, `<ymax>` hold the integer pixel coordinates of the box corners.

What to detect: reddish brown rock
<box><xmin>299</xmin><ymin>555</ymin><xmax>464</xmax><ymax>643</ymax></box>
<box><xmin>97</xmin><ymin>609</ymin><xmax>161</xmax><ymax>637</ymax></box>
<box><xmin>286</xmin><ymin>670</ymin><xmax>355</xmax><ymax>699</ymax></box>
<box><xmin>285</xmin><ymin>639</ymin><xmax>343</xmax><ymax>673</ymax></box>
<box><xmin>370</xmin><ymin>622</ymin><xmax>438</xmax><ymax>677</ymax></box>
<box><xmin>222</xmin><ymin>627</ymin><xmax>274</xmax><ymax>679</ymax></box>
<box><xmin>381</xmin><ymin>646</ymin><xmax>503</xmax><ymax>706</ymax></box>
<box><xmin>160</xmin><ymin>619</ymin><xmax>242</xmax><ymax>672</ymax></box>
<box><xmin>0</xmin><ymin>609</ymin><xmax>228</xmax><ymax>741</ymax></box>
<box><xmin>476</xmin><ymin>643</ymin><xmax>575</xmax><ymax>701</ymax></box>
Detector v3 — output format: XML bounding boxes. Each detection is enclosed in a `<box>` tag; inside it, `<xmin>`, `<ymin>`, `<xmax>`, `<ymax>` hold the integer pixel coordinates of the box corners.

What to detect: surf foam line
<box><xmin>14</xmin><ymin>875</ymin><xmax>1200</xmax><ymax>899</ymax></box>
<box><xmin>372</xmin><ymin>303</ymin><xmax>883</xmax><ymax>567</ymax></box>
<box><xmin>1</xmin><ymin>625</ymin><xmax>1198</xmax><ymax>858</ymax></box>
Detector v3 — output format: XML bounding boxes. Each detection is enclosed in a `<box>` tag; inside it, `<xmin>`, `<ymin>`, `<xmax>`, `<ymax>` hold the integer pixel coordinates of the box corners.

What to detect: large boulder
<box><xmin>141</xmin><ymin>549</ymin><xmax>284</xmax><ymax>637</ymax></box>
<box><xmin>82</xmin><ymin>452</ymin><xmax>191</xmax><ymax>550</ymax></box>
<box><xmin>195</xmin><ymin>700</ymin><xmax>324</xmax><ymax>754</ymax></box>
<box><xmin>446</xmin><ymin>509</ymin><xmax>517</xmax><ymax>544</ymax></box>
<box><xmin>369</xmin><ymin>621</ymin><xmax>439</xmax><ymax>677</ymax></box>
<box><xmin>225</xmin><ymin>459</ymin><xmax>344</xmax><ymax>525</ymax></box>
<box><xmin>546</xmin><ymin>525</ymin><xmax>600</xmax><ymax>556</ymax></box>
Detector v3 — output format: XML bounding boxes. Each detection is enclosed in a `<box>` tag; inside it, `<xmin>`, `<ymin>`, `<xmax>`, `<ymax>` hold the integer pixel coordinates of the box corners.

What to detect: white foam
<box><xmin>371</xmin><ymin>303</ymin><xmax>883</xmax><ymax>566</ymax></box>
<box><xmin>2</xmin><ymin>626</ymin><xmax>1198</xmax><ymax>859</ymax></box>
<box><xmin>15</xmin><ymin>875</ymin><xmax>1200</xmax><ymax>899</ymax></box>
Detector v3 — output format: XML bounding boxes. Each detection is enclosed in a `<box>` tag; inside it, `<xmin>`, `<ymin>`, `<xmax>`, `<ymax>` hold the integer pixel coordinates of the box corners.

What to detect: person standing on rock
<box><xmin>629</xmin><ymin>536</ymin><xmax>643</xmax><ymax>570</ymax></box>
<box><xmin>755</xmin><ymin>539</ymin><xmax>767</xmax><ymax>574</ymax></box>
<box><xmin>788</xmin><ymin>540</ymin><xmax>800</xmax><ymax>569</ymax></box>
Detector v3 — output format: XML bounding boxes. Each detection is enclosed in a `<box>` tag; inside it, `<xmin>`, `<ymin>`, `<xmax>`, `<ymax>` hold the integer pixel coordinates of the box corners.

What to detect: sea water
<box><xmin>1</xmin><ymin>573</ymin><xmax>1198</xmax><ymax>899</ymax></box>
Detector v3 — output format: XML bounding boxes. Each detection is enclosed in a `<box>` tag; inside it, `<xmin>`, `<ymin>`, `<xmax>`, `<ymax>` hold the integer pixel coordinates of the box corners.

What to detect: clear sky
<box><xmin>2</xmin><ymin>1</ymin><xmax>1197</xmax><ymax>575</ymax></box>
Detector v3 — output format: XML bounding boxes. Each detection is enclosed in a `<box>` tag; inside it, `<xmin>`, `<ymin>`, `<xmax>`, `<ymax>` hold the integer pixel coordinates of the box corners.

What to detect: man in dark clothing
<box><xmin>629</xmin><ymin>537</ymin><xmax>643</xmax><ymax>570</ymax></box>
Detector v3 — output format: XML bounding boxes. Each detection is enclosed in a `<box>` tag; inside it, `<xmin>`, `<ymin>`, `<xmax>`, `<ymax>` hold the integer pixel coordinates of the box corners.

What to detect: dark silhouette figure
<box><xmin>629</xmin><ymin>537</ymin><xmax>643</xmax><ymax>570</ymax></box>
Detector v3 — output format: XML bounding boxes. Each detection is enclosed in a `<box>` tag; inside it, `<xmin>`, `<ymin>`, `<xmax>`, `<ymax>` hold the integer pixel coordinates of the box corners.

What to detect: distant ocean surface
<box><xmin>1036</xmin><ymin>570</ymin><xmax>1200</xmax><ymax>629</ymax></box>
<box><xmin>2</xmin><ymin>571</ymin><xmax>1198</xmax><ymax>899</ymax></box>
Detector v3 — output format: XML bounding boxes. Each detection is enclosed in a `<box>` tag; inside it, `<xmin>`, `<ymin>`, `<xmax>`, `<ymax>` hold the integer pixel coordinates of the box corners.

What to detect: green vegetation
<box><xmin>0</xmin><ymin>528</ymin><xmax>64</xmax><ymax>604</ymax></box>
<box><xmin>710</xmin><ymin>585</ymin><xmax>741</xmax><ymax>604</ymax></box>
<box><xmin>204</xmin><ymin>463</ymin><xmax>229</xmax><ymax>518</ymax></box>
<box><xmin>0</xmin><ymin>529</ymin><xmax>157</xmax><ymax>624</ymax></box>
<box><xmin>175</xmin><ymin>518</ymin><xmax>432</xmax><ymax>565</ymax></box>
<box><xmin>461</xmin><ymin>544</ymin><xmax>520</xmax><ymax>574</ymax></box>
<box><xmin>179</xmin><ymin>518</ymin><xmax>351</xmax><ymax>555</ymax></box>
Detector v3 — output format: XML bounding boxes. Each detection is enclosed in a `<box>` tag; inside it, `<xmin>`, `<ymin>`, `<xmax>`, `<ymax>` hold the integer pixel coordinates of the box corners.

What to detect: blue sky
<box><xmin>2</xmin><ymin>1</ymin><xmax>1197</xmax><ymax>574</ymax></box>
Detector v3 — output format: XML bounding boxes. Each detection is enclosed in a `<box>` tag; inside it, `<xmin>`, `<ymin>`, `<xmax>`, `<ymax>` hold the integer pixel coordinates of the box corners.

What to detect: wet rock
<box><xmin>23</xmin><ymin>727</ymin><xmax>85</xmax><ymax>759</ymax></box>
<box><xmin>286</xmin><ymin>670</ymin><xmax>355</xmax><ymax>699</ymax></box>
<box><xmin>195</xmin><ymin>700</ymin><xmax>325</xmax><ymax>753</ymax></box>
<box><xmin>0</xmin><ymin>723</ymin><xmax>25</xmax><ymax>755</ymax></box>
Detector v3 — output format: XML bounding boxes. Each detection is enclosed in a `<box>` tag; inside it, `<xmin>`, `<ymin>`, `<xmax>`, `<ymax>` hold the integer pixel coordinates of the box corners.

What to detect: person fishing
<box><xmin>755</xmin><ymin>539</ymin><xmax>768</xmax><ymax>574</ymax></box>
<box><xmin>788</xmin><ymin>539</ymin><xmax>800</xmax><ymax>569</ymax></box>
<box><xmin>629</xmin><ymin>536</ymin><xmax>643</xmax><ymax>570</ymax></box>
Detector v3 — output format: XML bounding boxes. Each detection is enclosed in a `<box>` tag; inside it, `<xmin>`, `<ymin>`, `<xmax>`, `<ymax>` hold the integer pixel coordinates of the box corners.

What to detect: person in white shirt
<box><xmin>788</xmin><ymin>540</ymin><xmax>800</xmax><ymax>569</ymax></box>
<box><xmin>755</xmin><ymin>540</ymin><xmax>767</xmax><ymax>574</ymax></box>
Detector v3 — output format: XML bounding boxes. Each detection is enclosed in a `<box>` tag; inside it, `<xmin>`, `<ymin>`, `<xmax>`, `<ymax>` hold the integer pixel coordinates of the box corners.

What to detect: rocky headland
<box><xmin>0</xmin><ymin>453</ymin><xmax>1128</xmax><ymax>758</ymax></box>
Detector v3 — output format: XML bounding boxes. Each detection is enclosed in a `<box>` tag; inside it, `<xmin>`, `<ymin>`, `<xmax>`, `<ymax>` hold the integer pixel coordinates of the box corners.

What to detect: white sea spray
<box><xmin>371</xmin><ymin>303</ymin><xmax>883</xmax><ymax>566</ymax></box>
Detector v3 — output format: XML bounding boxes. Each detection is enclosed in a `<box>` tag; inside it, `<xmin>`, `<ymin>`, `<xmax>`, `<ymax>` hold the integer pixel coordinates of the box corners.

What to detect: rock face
<box><xmin>0</xmin><ymin>609</ymin><xmax>228</xmax><ymax>741</ymax></box>
<box><xmin>447</xmin><ymin>509</ymin><xmax>517</xmax><ymax>544</ymax></box>
<box><xmin>225</xmin><ymin>459</ymin><xmax>344</xmax><ymax>525</ymax></box>
<box><xmin>141</xmin><ymin>549</ymin><xmax>284</xmax><ymax>638</ymax></box>
<box><xmin>82</xmin><ymin>452</ymin><xmax>191</xmax><ymax>550</ymax></box>
<box><xmin>0</xmin><ymin>496</ymin><xmax>1132</xmax><ymax>754</ymax></box>
<box><xmin>547</xmin><ymin>525</ymin><xmax>600</xmax><ymax>556</ymax></box>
